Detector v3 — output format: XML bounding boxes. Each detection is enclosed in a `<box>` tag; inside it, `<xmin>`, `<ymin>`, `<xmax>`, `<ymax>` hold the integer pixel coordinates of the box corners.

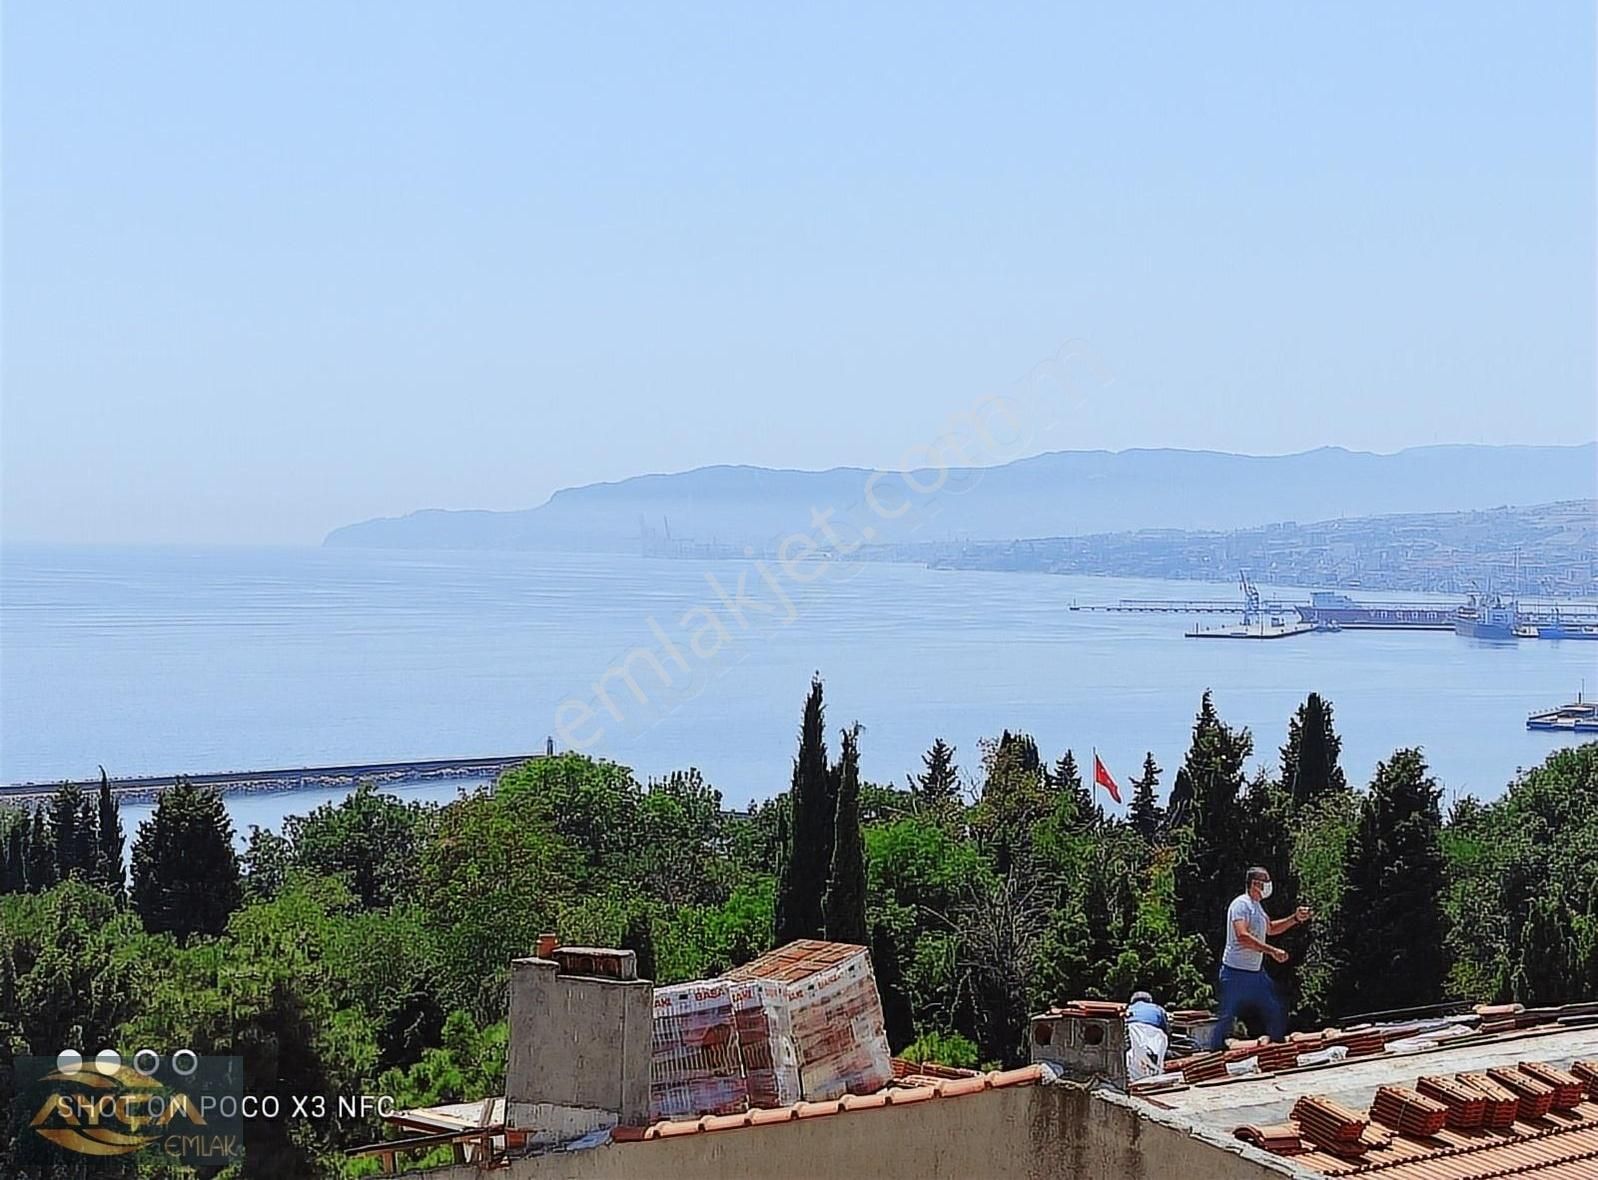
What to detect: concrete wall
<box><xmin>406</xmin><ymin>1083</ymin><xmax>1307</xmax><ymax>1180</ymax></box>
<box><xmin>504</xmin><ymin>958</ymin><xmax>653</xmax><ymax>1134</ymax></box>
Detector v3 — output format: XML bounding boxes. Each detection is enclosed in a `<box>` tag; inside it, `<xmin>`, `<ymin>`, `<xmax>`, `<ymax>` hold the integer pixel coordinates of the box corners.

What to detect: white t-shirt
<box><xmin>1222</xmin><ymin>892</ymin><xmax>1268</xmax><ymax>971</ymax></box>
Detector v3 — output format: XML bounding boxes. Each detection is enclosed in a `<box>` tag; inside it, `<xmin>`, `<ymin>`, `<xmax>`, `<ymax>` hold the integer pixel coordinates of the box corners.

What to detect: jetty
<box><xmin>0</xmin><ymin>753</ymin><xmax>544</xmax><ymax>806</ymax></box>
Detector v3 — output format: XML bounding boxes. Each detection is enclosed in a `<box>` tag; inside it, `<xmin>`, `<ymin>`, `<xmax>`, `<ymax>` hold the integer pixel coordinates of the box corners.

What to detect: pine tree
<box><xmin>974</xmin><ymin>731</ymin><xmax>1050</xmax><ymax>876</ymax></box>
<box><xmin>1052</xmin><ymin>751</ymin><xmax>1098</xmax><ymax>831</ymax></box>
<box><xmin>1330</xmin><ymin>748</ymin><xmax>1448</xmax><ymax>1016</ymax></box>
<box><xmin>130</xmin><ymin>777</ymin><xmax>242</xmax><ymax>940</ymax></box>
<box><xmin>1281</xmin><ymin>693</ymin><xmax>1348</xmax><ymax>808</ymax></box>
<box><xmin>1128</xmin><ymin>752</ymin><xmax>1164</xmax><ymax>841</ymax></box>
<box><xmin>1173</xmin><ymin>691</ymin><xmax>1254</xmax><ymax>958</ymax></box>
<box><xmin>775</xmin><ymin>677</ymin><xmax>834</xmax><ymax>945</ymax></box>
<box><xmin>824</xmin><ymin>725</ymin><xmax>869</xmax><ymax>945</ymax></box>
<box><xmin>913</xmin><ymin>739</ymin><xmax>961</xmax><ymax>814</ymax></box>
<box><xmin>49</xmin><ymin>781</ymin><xmax>97</xmax><ymax>882</ymax></box>
<box><xmin>27</xmin><ymin>808</ymin><xmax>56</xmax><ymax>893</ymax></box>
<box><xmin>95</xmin><ymin>768</ymin><xmax>126</xmax><ymax>900</ymax></box>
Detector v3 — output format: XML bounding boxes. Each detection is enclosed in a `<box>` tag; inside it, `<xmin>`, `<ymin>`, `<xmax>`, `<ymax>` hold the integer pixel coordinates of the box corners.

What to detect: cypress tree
<box><xmin>1166</xmin><ymin>766</ymin><xmax>1194</xmax><ymax>831</ymax></box>
<box><xmin>96</xmin><ymin>769</ymin><xmax>126</xmax><ymax>901</ymax></box>
<box><xmin>1281</xmin><ymin>693</ymin><xmax>1348</xmax><ymax>808</ymax></box>
<box><xmin>49</xmin><ymin>781</ymin><xmax>97</xmax><ymax>881</ymax></box>
<box><xmin>27</xmin><ymin>808</ymin><xmax>56</xmax><ymax>892</ymax></box>
<box><xmin>1330</xmin><ymin>748</ymin><xmax>1448</xmax><ymax>1016</ymax></box>
<box><xmin>824</xmin><ymin>725</ymin><xmax>868</xmax><ymax>946</ymax></box>
<box><xmin>1173</xmin><ymin>691</ymin><xmax>1253</xmax><ymax>957</ymax></box>
<box><xmin>775</xmin><ymin>677</ymin><xmax>833</xmax><ymax>944</ymax></box>
<box><xmin>0</xmin><ymin>816</ymin><xmax>20</xmax><ymax>894</ymax></box>
<box><xmin>130</xmin><ymin>778</ymin><xmax>242</xmax><ymax>940</ymax></box>
<box><xmin>1128</xmin><ymin>752</ymin><xmax>1164</xmax><ymax>842</ymax></box>
<box><xmin>913</xmin><ymin>739</ymin><xmax>961</xmax><ymax>813</ymax></box>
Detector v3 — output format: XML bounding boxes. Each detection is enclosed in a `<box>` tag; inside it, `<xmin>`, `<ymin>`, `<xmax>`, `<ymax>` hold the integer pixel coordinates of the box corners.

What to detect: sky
<box><xmin>2</xmin><ymin>3</ymin><xmax>1594</xmax><ymax>545</ymax></box>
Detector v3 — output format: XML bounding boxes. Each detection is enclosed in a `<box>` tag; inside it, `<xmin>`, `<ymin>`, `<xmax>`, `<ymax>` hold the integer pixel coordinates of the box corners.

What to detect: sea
<box><xmin>3</xmin><ymin>545</ymin><xmax>1594</xmax><ymax>838</ymax></box>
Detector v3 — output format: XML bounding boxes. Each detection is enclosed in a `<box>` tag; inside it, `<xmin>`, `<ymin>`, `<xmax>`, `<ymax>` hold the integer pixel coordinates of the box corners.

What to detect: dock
<box><xmin>0</xmin><ymin>753</ymin><xmax>544</xmax><ymax>806</ymax></box>
<box><xmin>1526</xmin><ymin>695</ymin><xmax>1598</xmax><ymax>733</ymax></box>
<box><xmin>1185</xmin><ymin>619</ymin><xmax>1319</xmax><ymax>640</ymax></box>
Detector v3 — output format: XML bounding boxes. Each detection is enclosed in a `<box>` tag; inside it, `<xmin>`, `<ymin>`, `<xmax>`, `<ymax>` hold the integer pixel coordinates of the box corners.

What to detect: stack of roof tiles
<box><xmin>1176</xmin><ymin>1051</ymin><xmax>1228</xmax><ymax>1083</ymax></box>
<box><xmin>1415</xmin><ymin>1074</ymin><xmax>1487</xmax><ymax>1129</ymax></box>
<box><xmin>1457</xmin><ymin>1072</ymin><xmax>1523</xmax><ymax>1130</ymax></box>
<box><xmin>1486</xmin><ymin>1065</ymin><xmax>1556</xmax><ymax>1120</ymax></box>
<box><xmin>1369</xmin><ymin>1085</ymin><xmax>1448</xmax><ymax>1138</ymax></box>
<box><xmin>1519</xmin><ymin>1060</ymin><xmax>1586</xmax><ymax>1110</ymax></box>
<box><xmin>1291</xmin><ymin>1095</ymin><xmax>1369</xmax><ymax>1157</ymax></box>
<box><xmin>726</xmin><ymin>940</ymin><xmax>893</xmax><ymax>1103</ymax></box>
<box><xmin>651</xmin><ymin>980</ymin><xmax>749</xmax><ymax>1119</ymax></box>
<box><xmin>1328</xmin><ymin>1028</ymin><xmax>1386</xmax><ymax>1056</ymax></box>
<box><xmin>1575</xmin><ymin>1058</ymin><xmax>1598</xmax><ymax>1098</ymax></box>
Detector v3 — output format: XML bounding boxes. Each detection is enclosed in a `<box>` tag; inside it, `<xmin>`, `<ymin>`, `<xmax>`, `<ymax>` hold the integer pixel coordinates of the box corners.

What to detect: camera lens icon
<box><xmin>93</xmin><ymin>1050</ymin><xmax>122</xmax><ymax>1076</ymax></box>
<box><xmin>133</xmin><ymin>1049</ymin><xmax>162</xmax><ymax>1077</ymax></box>
<box><xmin>56</xmin><ymin>1050</ymin><xmax>83</xmax><ymax>1076</ymax></box>
<box><xmin>171</xmin><ymin>1049</ymin><xmax>199</xmax><ymax>1078</ymax></box>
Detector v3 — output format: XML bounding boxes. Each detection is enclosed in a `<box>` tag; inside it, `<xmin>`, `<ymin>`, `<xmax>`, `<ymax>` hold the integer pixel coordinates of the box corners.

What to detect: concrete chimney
<box><xmin>505</xmin><ymin>946</ymin><xmax>653</xmax><ymax>1142</ymax></box>
<box><xmin>1029</xmin><ymin>1009</ymin><xmax>1129</xmax><ymax>1089</ymax></box>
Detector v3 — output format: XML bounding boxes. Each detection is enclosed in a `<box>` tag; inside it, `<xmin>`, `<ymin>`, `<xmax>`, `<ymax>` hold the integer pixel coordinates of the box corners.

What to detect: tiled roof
<box><xmin>1231</xmin><ymin>1060</ymin><xmax>1598</xmax><ymax>1178</ymax></box>
<box><xmin>1296</xmin><ymin>1104</ymin><xmax>1598</xmax><ymax>1177</ymax></box>
<box><xmin>612</xmin><ymin>1063</ymin><xmax>1048</xmax><ymax>1142</ymax></box>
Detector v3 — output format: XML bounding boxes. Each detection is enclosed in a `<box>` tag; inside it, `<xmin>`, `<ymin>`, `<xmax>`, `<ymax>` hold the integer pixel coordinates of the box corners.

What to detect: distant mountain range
<box><xmin>324</xmin><ymin>444</ymin><xmax>1598</xmax><ymax>552</ymax></box>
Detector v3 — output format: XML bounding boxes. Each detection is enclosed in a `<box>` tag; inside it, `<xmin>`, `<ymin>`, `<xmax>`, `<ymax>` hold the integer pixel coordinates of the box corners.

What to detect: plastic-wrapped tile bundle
<box><xmin>728</xmin><ymin>978</ymin><xmax>801</xmax><ymax>1109</ymax></box>
<box><xmin>651</xmin><ymin>980</ymin><xmax>748</xmax><ymax>1120</ymax></box>
<box><xmin>727</xmin><ymin>940</ymin><xmax>893</xmax><ymax>1102</ymax></box>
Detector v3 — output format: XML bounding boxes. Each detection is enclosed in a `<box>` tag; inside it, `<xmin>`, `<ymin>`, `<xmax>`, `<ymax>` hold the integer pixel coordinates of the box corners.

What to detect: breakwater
<box><xmin>0</xmin><ymin>754</ymin><xmax>541</xmax><ymax>807</ymax></box>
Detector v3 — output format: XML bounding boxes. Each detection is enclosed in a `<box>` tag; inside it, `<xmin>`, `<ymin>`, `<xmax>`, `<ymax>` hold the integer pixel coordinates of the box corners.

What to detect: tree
<box><xmin>1128</xmin><ymin>752</ymin><xmax>1164</xmax><ymax>842</ymax></box>
<box><xmin>1052</xmin><ymin>751</ymin><xmax>1099</xmax><ymax>831</ymax></box>
<box><xmin>912</xmin><ymin>739</ymin><xmax>961</xmax><ymax>816</ymax></box>
<box><xmin>775</xmin><ymin>677</ymin><xmax>834</xmax><ymax>944</ymax></box>
<box><xmin>1512</xmin><ymin>890</ymin><xmax>1579</xmax><ymax>1006</ymax></box>
<box><xmin>49</xmin><ymin>781</ymin><xmax>96</xmax><ymax>882</ymax></box>
<box><xmin>971</xmin><ymin>731</ymin><xmax>1050</xmax><ymax>876</ymax></box>
<box><xmin>285</xmin><ymin>781</ymin><xmax>427</xmax><ymax>910</ymax></box>
<box><xmin>825</xmin><ymin>726</ymin><xmax>868</xmax><ymax>945</ymax></box>
<box><xmin>130</xmin><ymin>778</ymin><xmax>242</xmax><ymax>940</ymax></box>
<box><xmin>1281</xmin><ymin>693</ymin><xmax>1348</xmax><ymax>808</ymax></box>
<box><xmin>0</xmin><ymin>817</ymin><xmax>23</xmax><ymax>894</ymax></box>
<box><xmin>95</xmin><ymin>769</ymin><xmax>126</xmax><ymax>900</ymax></box>
<box><xmin>1330</xmin><ymin>748</ymin><xmax>1448</xmax><ymax>1016</ymax></box>
<box><xmin>1167</xmin><ymin>767</ymin><xmax>1195</xmax><ymax>831</ymax></box>
<box><xmin>1173</xmin><ymin>691</ymin><xmax>1254</xmax><ymax>959</ymax></box>
<box><xmin>241</xmin><ymin>826</ymin><xmax>294</xmax><ymax>902</ymax></box>
<box><xmin>26</xmin><ymin>809</ymin><xmax>56</xmax><ymax>893</ymax></box>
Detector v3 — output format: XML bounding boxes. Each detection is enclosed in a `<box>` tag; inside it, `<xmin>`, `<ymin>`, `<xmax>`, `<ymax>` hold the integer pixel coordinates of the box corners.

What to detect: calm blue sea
<box><xmin>3</xmin><ymin>545</ymin><xmax>1594</xmax><ymax>835</ymax></box>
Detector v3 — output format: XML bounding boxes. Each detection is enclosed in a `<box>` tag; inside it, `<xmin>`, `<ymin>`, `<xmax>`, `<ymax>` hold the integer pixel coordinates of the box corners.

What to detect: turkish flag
<box><xmin>1093</xmin><ymin>754</ymin><xmax>1122</xmax><ymax>804</ymax></box>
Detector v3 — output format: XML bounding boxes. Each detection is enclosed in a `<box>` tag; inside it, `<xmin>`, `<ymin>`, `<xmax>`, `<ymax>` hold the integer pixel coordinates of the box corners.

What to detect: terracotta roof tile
<box><xmin>610</xmin><ymin>1064</ymin><xmax>1047</xmax><ymax>1144</ymax></box>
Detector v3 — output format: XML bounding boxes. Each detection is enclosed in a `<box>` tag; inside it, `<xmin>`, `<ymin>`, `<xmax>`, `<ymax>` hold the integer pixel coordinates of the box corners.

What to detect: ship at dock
<box><xmin>1452</xmin><ymin>592</ymin><xmax>1520</xmax><ymax>641</ymax></box>
<box><xmin>1293</xmin><ymin>591</ymin><xmax>1456</xmax><ymax>630</ymax></box>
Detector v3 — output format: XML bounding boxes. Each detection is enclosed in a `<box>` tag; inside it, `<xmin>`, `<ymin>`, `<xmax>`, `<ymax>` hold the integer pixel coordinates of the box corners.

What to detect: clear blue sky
<box><xmin>3</xmin><ymin>3</ymin><xmax>1593</xmax><ymax>544</ymax></box>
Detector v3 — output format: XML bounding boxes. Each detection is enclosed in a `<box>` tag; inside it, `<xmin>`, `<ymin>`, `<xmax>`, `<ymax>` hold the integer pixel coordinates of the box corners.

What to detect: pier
<box><xmin>0</xmin><ymin>753</ymin><xmax>544</xmax><ymax>806</ymax></box>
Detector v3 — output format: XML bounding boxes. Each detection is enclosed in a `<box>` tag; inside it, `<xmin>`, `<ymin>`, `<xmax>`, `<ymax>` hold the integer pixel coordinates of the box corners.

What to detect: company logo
<box><xmin>15</xmin><ymin>1051</ymin><xmax>243</xmax><ymax>1167</ymax></box>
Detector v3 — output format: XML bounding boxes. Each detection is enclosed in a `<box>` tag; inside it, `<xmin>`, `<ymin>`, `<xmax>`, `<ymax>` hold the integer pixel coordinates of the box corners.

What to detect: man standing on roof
<box><xmin>1209</xmin><ymin>866</ymin><xmax>1311</xmax><ymax>1049</ymax></box>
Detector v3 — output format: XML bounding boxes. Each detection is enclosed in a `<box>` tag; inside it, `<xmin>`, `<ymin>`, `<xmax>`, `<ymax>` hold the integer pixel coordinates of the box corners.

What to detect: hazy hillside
<box><xmin>324</xmin><ymin>444</ymin><xmax>1598</xmax><ymax>552</ymax></box>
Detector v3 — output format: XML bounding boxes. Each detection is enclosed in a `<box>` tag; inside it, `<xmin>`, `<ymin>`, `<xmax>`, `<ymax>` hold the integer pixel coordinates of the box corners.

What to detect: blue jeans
<box><xmin>1210</xmin><ymin>964</ymin><xmax>1286</xmax><ymax>1048</ymax></box>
